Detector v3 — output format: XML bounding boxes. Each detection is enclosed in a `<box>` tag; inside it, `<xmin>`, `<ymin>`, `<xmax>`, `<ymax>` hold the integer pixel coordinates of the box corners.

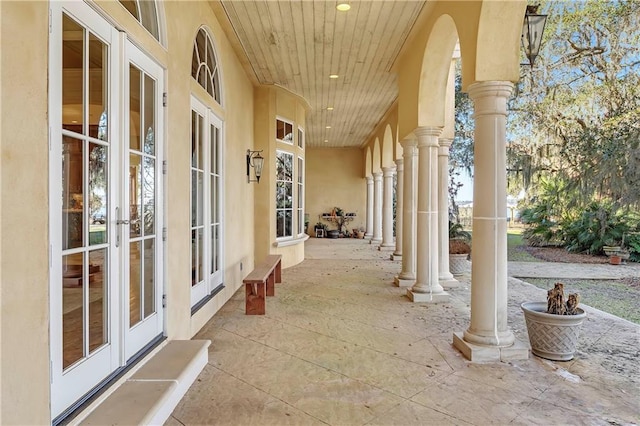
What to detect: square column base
<box><xmin>390</xmin><ymin>253</ymin><xmax>402</xmax><ymax>261</ymax></box>
<box><xmin>406</xmin><ymin>289</ymin><xmax>449</xmax><ymax>303</ymax></box>
<box><xmin>440</xmin><ymin>278</ymin><xmax>460</xmax><ymax>289</ymax></box>
<box><xmin>394</xmin><ymin>276</ymin><xmax>414</xmax><ymax>287</ymax></box>
<box><xmin>378</xmin><ymin>244</ymin><xmax>395</xmax><ymax>251</ymax></box>
<box><xmin>453</xmin><ymin>332</ymin><xmax>529</xmax><ymax>362</ymax></box>
<box><xmin>370</xmin><ymin>238</ymin><xmax>382</xmax><ymax>245</ymax></box>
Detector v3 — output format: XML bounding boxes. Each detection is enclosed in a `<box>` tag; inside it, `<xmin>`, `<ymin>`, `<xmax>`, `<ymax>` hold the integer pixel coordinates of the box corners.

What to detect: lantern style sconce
<box><xmin>521</xmin><ymin>5</ymin><xmax>548</xmax><ymax>67</ymax></box>
<box><xmin>246</xmin><ymin>149</ymin><xmax>264</xmax><ymax>183</ymax></box>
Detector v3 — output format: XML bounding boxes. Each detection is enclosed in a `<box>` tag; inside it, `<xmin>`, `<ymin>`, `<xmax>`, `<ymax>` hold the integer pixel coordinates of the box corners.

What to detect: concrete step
<box><xmin>79</xmin><ymin>340</ymin><xmax>210</xmax><ymax>425</ymax></box>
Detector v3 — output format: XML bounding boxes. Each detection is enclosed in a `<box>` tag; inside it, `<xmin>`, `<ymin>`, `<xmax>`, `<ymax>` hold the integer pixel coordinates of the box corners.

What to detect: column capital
<box><xmin>394</xmin><ymin>158</ymin><xmax>404</xmax><ymax>171</ymax></box>
<box><xmin>366</xmin><ymin>175</ymin><xmax>374</xmax><ymax>184</ymax></box>
<box><xmin>414</xmin><ymin>126</ymin><xmax>442</xmax><ymax>147</ymax></box>
<box><xmin>438</xmin><ymin>138</ymin><xmax>453</xmax><ymax>148</ymax></box>
<box><xmin>373</xmin><ymin>171</ymin><xmax>383</xmax><ymax>181</ymax></box>
<box><xmin>399</xmin><ymin>136</ymin><xmax>417</xmax><ymax>149</ymax></box>
<box><xmin>468</xmin><ymin>81</ymin><xmax>514</xmax><ymax>117</ymax></box>
<box><xmin>382</xmin><ymin>166</ymin><xmax>396</xmax><ymax>177</ymax></box>
<box><xmin>414</xmin><ymin>126</ymin><xmax>443</xmax><ymax>138</ymax></box>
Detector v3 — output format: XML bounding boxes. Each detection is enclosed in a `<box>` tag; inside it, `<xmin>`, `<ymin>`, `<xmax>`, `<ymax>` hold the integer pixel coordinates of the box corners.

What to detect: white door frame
<box><xmin>49</xmin><ymin>1</ymin><xmax>166</xmax><ymax>418</ymax></box>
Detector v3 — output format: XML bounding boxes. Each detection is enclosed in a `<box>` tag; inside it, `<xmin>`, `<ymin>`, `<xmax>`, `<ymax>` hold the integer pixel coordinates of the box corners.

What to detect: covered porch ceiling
<box><xmin>212</xmin><ymin>0</ymin><xmax>429</xmax><ymax>148</ymax></box>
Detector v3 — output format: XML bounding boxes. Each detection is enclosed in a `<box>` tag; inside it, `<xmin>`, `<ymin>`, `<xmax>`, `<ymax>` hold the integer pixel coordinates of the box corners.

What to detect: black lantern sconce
<box><xmin>246</xmin><ymin>149</ymin><xmax>264</xmax><ymax>183</ymax></box>
<box><xmin>521</xmin><ymin>5</ymin><xmax>548</xmax><ymax>67</ymax></box>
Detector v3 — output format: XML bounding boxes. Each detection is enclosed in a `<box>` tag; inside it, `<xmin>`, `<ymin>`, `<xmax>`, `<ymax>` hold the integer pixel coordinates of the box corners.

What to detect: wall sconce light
<box><xmin>246</xmin><ymin>149</ymin><xmax>264</xmax><ymax>183</ymax></box>
<box><xmin>521</xmin><ymin>5</ymin><xmax>547</xmax><ymax>67</ymax></box>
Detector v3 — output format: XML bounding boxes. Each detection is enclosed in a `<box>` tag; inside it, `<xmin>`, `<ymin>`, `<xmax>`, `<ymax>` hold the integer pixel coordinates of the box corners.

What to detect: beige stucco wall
<box><xmin>0</xmin><ymin>3</ymin><xmax>51</xmax><ymax>424</ymax></box>
<box><xmin>0</xmin><ymin>1</ymin><xmax>257</xmax><ymax>422</ymax></box>
<box><xmin>306</xmin><ymin>148</ymin><xmax>367</xmax><ymax>234</ymax></box>
<box><xmin>253</xmin><ymin>86</ymin><xmax>307</xmax><ymax>268</ymax></box>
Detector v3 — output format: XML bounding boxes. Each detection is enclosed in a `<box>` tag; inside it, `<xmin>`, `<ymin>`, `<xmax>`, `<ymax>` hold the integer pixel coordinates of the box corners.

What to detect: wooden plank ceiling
<box><xmin>217</xmin><ymin>0</ymin><xmax>426</xmax><ymax>148</ymax></box>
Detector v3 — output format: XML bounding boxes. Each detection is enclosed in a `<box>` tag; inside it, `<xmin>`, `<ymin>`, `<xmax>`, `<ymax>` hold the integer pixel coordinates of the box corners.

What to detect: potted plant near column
<box><xmin>449</xmin><ymin>222</ymin><xmax>471</xmax><ymax>275</ymax></box>
<box><xmin>521</xmin><ymin>282</ymin><xmax>587</xmax><ymax>361</ymax></box>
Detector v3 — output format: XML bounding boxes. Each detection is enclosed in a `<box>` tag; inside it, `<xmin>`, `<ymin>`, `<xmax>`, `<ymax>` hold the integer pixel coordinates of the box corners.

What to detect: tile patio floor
<box><xmin>168</xmin><ymin>238</ymin><xmax>639</xmax><ymax>425</ymax></box>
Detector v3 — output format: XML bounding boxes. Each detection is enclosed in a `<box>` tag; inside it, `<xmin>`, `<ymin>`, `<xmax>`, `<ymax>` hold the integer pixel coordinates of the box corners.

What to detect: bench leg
<box><xmin>266</xmin><ymin>273</ymin><xmax>275</xmax><ymax>297</ymax></box>
<box><xmin>275</xmin><ymin>260</ymin><xmax>282</xmax><ymax>283</ymax></box>
<box><xmin>245</xmin><ymin>282</ymin><xmax>265</xmax><ymax>315</ymax></box>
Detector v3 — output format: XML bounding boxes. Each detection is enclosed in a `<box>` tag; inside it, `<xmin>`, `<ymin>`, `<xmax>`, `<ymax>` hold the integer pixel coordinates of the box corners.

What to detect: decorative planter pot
<box><xmin>521</xmin><ymin>302</ymin><xmax>587</xmax><ymax>361</ymax></box>
<box><xmin>449</xmin><ymin>253</ymin><xmax>470</xmax><ymax>275</ymax></box>
<box><xmin>327</xmin><ymin>230</ymin><xmax>340</xmax><ymax>239</ymax></box>
<box><xmin>603</xmin><ymin>246</ymin><xmax>621</xmax><ymax>256</ymax></box>
<box><xmin>610</xmin><ymin>255</ymin><xmax>621</xmax><ymax>265</ymax></box>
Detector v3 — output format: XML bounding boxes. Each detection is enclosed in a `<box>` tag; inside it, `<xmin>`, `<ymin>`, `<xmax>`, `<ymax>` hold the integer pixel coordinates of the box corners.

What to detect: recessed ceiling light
<box><xmin>326</xmin><ymin>126</ymin><xmax>332</xmax><ymax>129</ymax></box>
<box><xmin>327</xmin><ymin>107</ymin><xmax>334</xmax><ymax>111</ymax></box>
<box><xmin>329</xmin><ymin>74</ymin><xmax>339</xmax><ymax>79</ymax></box>
<box><xmin>336</xmin><ymin>2</ymin><xmax>351</xmax><ymax>11</ymax></box>
<box><xmin>324</xmin><ymin>139</ymin><xmax>329</xmax><ymax>143</ymax></box>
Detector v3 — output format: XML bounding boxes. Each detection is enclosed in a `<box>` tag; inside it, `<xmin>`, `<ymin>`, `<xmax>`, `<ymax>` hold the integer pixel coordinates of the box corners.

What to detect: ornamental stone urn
<box><xmin>521</xmin><ymin>283</ymin><xmax>587</xmax><ymax>361</ymax></box>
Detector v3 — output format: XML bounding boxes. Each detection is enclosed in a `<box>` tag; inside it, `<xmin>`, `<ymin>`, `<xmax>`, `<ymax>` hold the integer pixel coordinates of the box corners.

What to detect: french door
<box><xmin>50</xmin><ymin>2</ymin><xmax>164</xmax><ymax>418</ymax></box>
<box><xmin>123</xmin><ymin>41</ymin><xmax>164</xmax><ymax>360</ymax></box>
<box><xmin>190</xmin><ymin>97</ymin><xmax>224</xmax><ymax>307</ymax></box>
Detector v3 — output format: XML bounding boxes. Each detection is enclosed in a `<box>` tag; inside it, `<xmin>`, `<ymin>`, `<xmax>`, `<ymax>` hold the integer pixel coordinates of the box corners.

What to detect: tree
<box><xmin>508</xmin><ymin>1</ymin><xmax>640</xmax><ymax>212</ymax></box>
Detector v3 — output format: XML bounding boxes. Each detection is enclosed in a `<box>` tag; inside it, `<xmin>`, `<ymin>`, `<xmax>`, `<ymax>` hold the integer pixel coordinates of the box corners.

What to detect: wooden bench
<box><xmin>243</xmin><ymin>254</ymin><xmax>282</xmax><ymax>315</ymax></box>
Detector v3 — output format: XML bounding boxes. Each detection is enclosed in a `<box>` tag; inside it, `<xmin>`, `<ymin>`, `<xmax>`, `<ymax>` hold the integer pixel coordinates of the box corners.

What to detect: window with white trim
<box><xmin>276</xmin><ymin>118</ymin><xmax>293</xmax><ymax>144</ymax></box>
<box><xmin>192</xmin><ymin>27</ymin><xmax>221</xmax><ymax>104</ymax></box>
<box><xmin>276</xmin><ymin>150</ymin><xmax>293</xmax><ymax>238</ymax></box>
<box><xmin>190</xmin><ymin>99</ymin><xmax>224</xmax><ymax>308</ymax></box>
<box><xmin>297</xmin><ymin>127</ymin><xmax>304</xmax><ymax>149</ymax></box>
<box><xmin>118</xmin><ymin>0</ymin><xmax>160</xmax><ymax>41</ymax></box>
<box><xmin>297</xmin><ymin>157</ymin><xmax>304</xmax><ymax>236</ymax></box>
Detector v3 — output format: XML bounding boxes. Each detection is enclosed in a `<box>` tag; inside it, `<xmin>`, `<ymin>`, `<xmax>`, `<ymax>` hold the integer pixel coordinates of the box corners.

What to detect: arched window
<box><xmin>192</xmin><ymin>28</ymin><xmax>221</xmax><ymax>104</ymax></box>
<box><xmin>118</xmin><ymin>0</ymin><xmax>160</xmax><ymax>41</ymax></box>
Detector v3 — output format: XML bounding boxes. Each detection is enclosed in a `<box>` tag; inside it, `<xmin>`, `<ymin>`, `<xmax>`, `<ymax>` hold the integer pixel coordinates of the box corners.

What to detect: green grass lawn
<box><xmin>507</xmin><ymin>230</ymin><xmax>539</xmax><ymax>262</ymax></box>
<box><xmin>524</xmin><ymin>278</ymin><xmax>640</xmax><ymax>325</ymax></box>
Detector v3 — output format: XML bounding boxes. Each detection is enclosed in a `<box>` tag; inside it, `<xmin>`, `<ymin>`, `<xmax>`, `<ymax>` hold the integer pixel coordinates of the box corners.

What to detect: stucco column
<box><xmin>453</xmin><ymin>81</ymin><xmax>527</xmax><ymax>362</ymax></box>
<box><xmin>395</xmin><ymin>138</ymin><xmax>417</xmax><ymax>287</ymax></box>
<box><xmin>408</xmin><ymin>127</ymin><xmax>448</xmax><ymax>303</ymax></box>
<box><xmin>365</xmin><ymin>176</ymin><xmax>374</xmax><ymax>239</ymax></box>
<box><xmin>371</xmin><ymin>171</ymin><xmax>383</xmax><ymax>243</ymax></box>
<box><xmin>438</xmin><ymin>138</ymin><xmax>458</xmax><ymax>288</ymax></box>
<box><xmin>379</xmin><ymin>166</ymin><xmax>396</xmax><ymax>250</ymax></box>
<box><xmin>392</xmin><ymin>158</ymin><xmax>404</xmax><ymax>260</ymax></box>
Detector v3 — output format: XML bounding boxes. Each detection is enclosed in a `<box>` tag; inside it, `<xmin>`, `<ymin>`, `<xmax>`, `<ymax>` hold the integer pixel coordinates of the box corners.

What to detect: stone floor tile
<box><xmin>365</xmin><ymin>400</ymin><xmax>472</xmax><ymax>426</ymax></box>
<box><xmin>171</xmin><ymin>366</ymin><xmax>325</xmax><ymax>426</ymax></box>
<box><xmin>171</xmin><ymin>238</ymin><xmax>640</xmax><ymax>426</ymax></box>
<box><xmin>410</xmin><ymin>374</ymin><xmax>536</xmax><ymax>424</ymax></box>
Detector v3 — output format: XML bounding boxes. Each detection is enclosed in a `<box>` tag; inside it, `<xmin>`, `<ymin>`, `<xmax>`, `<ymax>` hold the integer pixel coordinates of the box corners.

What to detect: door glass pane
<box><xmin>62</xmin><ymin>252</ymin><xmax>84</xmax><ymax>369</ymax></box>
<box><xmin>197</xmin><ymin>229</ymin><xmax>204</xmax><ymax>283</ymax></box>
<box><xmin>129</xmin><ymin>241</ymin><xmax>142</xmax><ymax>327</ymax></box>
<box><xmin>62</xmin><ymin>15</ymin><xmax>84</xmax><ymax>132</ymax></box>
<box><xmin>191</xmin><ymin>170</ymin><xmax>197</xmax><ymax>228</ymax></box>
<box><xmin>196</xmin><ymin>172</ymin><xmax>203</xmax><ymax>226</ymax></box>
<box><xmin>191</xmin><ymin>229</ymin><xmax>198</xmax><ymax>286</ymax></box>
<box><xmin>191</xmin><ymin>111</ymin><xmax>198</xmax><ymax>168</ymax></box>
<box><xmin>129</xmin><ymin>65</ymin><xmax>141</xmax><ymax>151</ymax></box>
<box><xmin>89</xmin><ymin>143</ymin><xmax>108</xmax><ymax>245</ymax></box>
<box><xmin>197</xmin><ymin>115</ymin><xmax>204</xmax><ymax>169</ymax></box>
<box><xmin>88</xmin><ymin>249</ymin><xmax>108</xmax><ymax>353</ymax></box>
<box><xmin>130</xmin><ymin>154</ymin><xmax>142</xmax><ymax>238</ymax></box>
<box><xmin>88</xmin><ymin>34</ymin><xmax>107</xmax><ymax>140</ymax></box>
<box><xmin>143</xmin><ymin>157</ymin><xmax>155</xmax><ymax>235</ymax></box>
<box><xmin>143</xmin><ymin>239</ymin><xmax>155</xmax><ymax>318</ymax></box>
<box><xmin>143</xmin><ymin>75</ymin><xmax>155</xmax><ymax>155</ymax></box>
<box><xmin>62</xmin><ymin>136</ymin><xmax>84</xmax><ymax>250</ymax></box>
<box><xmin>210</xmin><ymin>125</ymin><xmax>217</xmax><ymax>174</ymax></box>
<box><xmin>211</xmin><ymin>176</ymin><xmax>218</xmax><ymax>223</ymax></box>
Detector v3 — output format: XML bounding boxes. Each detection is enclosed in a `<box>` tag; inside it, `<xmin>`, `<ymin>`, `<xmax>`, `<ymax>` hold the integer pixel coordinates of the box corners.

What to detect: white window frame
<box><xmin>276</xmin><ymin>117</ymin><xmax>294</xmax><ymax>145</ymax></box>
<box><xmin>276</xmin><ymin>149</ymin><xmax>294</xmax><ymax>240</ymax></box>
<box><xmin>297</xmin><ymin>126</ymin><xmax>304</xmax><ymax>149</ymax></box>
<box><xmin>190</xmin><ymin>97</ymin><xmax>224</xmax><ymax>309</ymax></box>
<box><xmin>297</xmin><ymin>156</ymin><xmax>305</xmax><ymax>237</ymax></box>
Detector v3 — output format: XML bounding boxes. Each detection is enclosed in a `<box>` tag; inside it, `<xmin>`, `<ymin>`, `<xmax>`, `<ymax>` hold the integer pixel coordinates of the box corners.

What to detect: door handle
<box><xmin>116</xmin><ymin>219</ymin><xmax>130</xmax><ymax>225</ymax></box>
